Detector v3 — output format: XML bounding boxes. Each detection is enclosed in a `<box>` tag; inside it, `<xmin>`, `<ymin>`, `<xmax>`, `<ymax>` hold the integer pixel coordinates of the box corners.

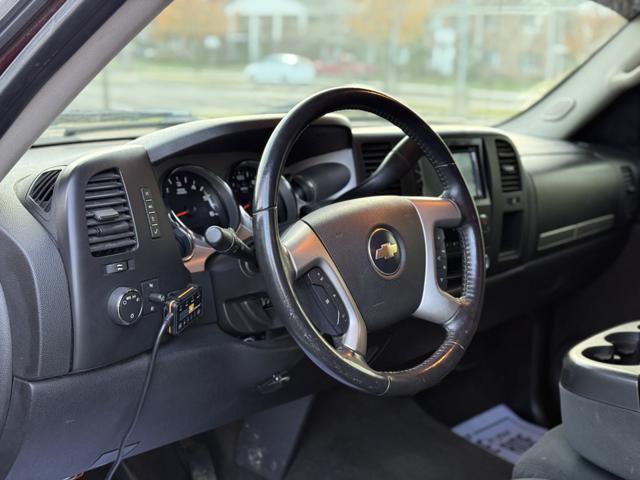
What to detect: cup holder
<box><xmin>583</xmin><ymin>332</ymin><xmax>640</xmax><ymax>365</ymax></box>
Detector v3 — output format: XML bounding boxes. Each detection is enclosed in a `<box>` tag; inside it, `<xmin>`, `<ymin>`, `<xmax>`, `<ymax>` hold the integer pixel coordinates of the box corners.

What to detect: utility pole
<box><xmin>386</xmin><ymin>2</ymin><xmax>404</xmax><ymax>91</ymax></box>
<box><xmin>101</xmin><ymin>68</ymin><xmax>111</xmax><ymax>110</ymax></box>
<box><xmin>544</xmin><ymin>11</ymin><xmax>558</xmax><ymax>80</ymax></box>
<box><xmin>454</xmin><ymin>0</ymin><xmax>471</xmax><ymax>118</ymax></box>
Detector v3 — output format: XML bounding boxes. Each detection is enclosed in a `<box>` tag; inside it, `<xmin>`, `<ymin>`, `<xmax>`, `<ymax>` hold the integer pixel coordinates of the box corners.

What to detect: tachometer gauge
<box><xmin>163</xmin><ymin>167</ymin><xmax>233</xmax><ymax>237</ymax></box>
<box><xmin>229</xmin><ymin>161</ymin><xmax>258</xmax><ymax>213</ymax></box>
<box><xmin>229</xmin><ymin>160</ymin><xmax>299</xmax><ymax>224</ymax></box>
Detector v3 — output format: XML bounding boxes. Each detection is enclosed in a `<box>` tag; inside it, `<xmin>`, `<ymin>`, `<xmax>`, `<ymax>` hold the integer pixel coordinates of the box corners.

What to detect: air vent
<box><xmin>28</xmin><ymin>169</ymin><xmax>61</xmax><ymax>212</ymax></box>
<box><xmin>442</xmin><ymin>229</ymin><xmax>463</xmax><ymax>292</ymax></box>
<box><xmin>361</xmin><ymin>141</ymin><xmax>394</xmax><ymax>176</ymax></box>
<box><xmin>360</xmin><ymin>140</ymin><xmax>401</xmax><ymax>194</ymax></box>
<box><xmin>495</xmin><ymin>140</ymin><xmax>522</xmax><ymax>192</ymax></box>
<box><xmin>84</xmin><ymin>169</ymin><xmax>137</xmax><ymax>257</ymax></box>
<box><xmin>621</xmin><ymin>165</ymin><xmax>638</xmax><ymax>218</ymax></box>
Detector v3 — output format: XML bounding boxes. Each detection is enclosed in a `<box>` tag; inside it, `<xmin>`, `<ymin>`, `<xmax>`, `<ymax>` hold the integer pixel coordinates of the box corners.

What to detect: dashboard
<box><xmin>0</xmin><ymin>113</ymin><xmax>637</xmax><ymax>479</ymax></box>
<box><xmin>6</xmin><ymin>114</ymin><xmax>638</xmax><ymax>370</ymax></box>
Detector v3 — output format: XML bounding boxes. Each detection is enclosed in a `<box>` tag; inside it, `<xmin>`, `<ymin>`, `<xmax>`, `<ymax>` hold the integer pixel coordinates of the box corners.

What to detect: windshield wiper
<box><xmin>35</xmin><ymin>110</ymin><xmax>198</xmax><ymax>145</ymax></box>
<box><xmin>48</xmin><ymin>109</ymin><xmax>198</xmax><ymax>136</ymax></box>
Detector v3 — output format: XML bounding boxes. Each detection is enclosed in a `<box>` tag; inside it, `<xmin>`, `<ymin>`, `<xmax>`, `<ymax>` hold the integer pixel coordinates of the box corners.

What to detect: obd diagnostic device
<box><xmin>107</xmin><ymin>285</ymin><xmax>203</xmax><ymax>478</ymax></box>
<box><xmin>165</xmin><ymin>284</ymin><xmax>203</xmax><ymax>335</ymax></box>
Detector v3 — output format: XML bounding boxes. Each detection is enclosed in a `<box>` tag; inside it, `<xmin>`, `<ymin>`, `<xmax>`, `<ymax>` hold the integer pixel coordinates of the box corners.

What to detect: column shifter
<box><xmin>205</xmin><ymin>225</ymin><xmax>256</xmax><ymax>268</ymax></box>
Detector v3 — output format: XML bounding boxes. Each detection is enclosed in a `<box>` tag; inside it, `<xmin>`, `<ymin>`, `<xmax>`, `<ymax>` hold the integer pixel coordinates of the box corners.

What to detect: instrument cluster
<box><xmin>162</xmin><ymin>161</ymin><xmax>297</xmax><ymax>240</ymax></box>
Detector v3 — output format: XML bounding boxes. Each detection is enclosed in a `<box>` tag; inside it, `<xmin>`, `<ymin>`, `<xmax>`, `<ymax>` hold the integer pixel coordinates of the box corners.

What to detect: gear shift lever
<box><xmin>205</xmin><ymin>226</ymin><xmax>256</xmax><ymax>267</ymax></box>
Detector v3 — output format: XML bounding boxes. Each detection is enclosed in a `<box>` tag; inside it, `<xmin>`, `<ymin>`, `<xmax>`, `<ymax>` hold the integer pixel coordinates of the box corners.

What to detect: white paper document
<box><xmin>452</xmin><ymin>404</ymin><xmax>547</xmax><ymax>464</ymax></box>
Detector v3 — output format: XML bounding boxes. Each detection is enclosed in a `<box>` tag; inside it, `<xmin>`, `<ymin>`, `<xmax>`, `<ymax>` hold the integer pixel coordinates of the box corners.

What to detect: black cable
<box><xmin>105</xmin><ymin>311</ymin><xmax>174</xmax><ymax>480</ymax></box>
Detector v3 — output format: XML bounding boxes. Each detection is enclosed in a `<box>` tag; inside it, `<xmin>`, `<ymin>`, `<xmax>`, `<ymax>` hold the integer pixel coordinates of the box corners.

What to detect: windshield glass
<box><xmin>42</xmin><ymin>0</ymin><xmax>625</xmax><ymax>141</ymax></box>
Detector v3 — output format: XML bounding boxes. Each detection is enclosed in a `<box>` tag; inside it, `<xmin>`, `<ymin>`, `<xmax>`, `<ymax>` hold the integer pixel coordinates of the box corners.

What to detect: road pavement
<box><xmin>64</xmin><ymin>63</ymin><xmax>539</xmax><ymax>125</ymax></box>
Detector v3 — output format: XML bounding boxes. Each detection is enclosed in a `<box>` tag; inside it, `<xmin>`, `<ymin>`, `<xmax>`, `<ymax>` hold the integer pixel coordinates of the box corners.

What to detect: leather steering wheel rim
<box><xmin>253</xmin><ymin>86</ymin><xmax>485</xmax><ymax>396</ymax></box>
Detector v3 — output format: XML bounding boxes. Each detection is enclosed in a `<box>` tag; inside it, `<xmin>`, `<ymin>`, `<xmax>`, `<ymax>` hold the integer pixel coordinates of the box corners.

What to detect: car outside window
<box><xmin>39</xmin><ymin>0</ymin><xmax>626</xmax><ymax>142</ymax></box>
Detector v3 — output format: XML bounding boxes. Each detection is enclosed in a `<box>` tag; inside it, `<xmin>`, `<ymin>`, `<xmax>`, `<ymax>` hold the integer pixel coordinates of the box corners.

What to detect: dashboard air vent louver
<box><xmin>361</xmin><ymin>141</ymin><xmax>394</xmax><ymax>176</ymax></box>
<box><xmin>360</xmin><ymin>140</ymin><xmax>401</xmax><ymax>194</ymax></box>
<box><xmin>28</xmin><ymin>169</ymin><xmax>61</xmax><ymax>212</ymax></box>
<box><xmin>621</xmin><ymin>165</ymin><xmax>638</xmax><ymax>218</ymax></box>
<box><xmin>84</xmin><ymin>168</ymin><xmax>137</xmax><ymax>257</ymax></box>
<box><xmin>495</xmin><ymin>140</ymin><xmax>522</xmax><ymax>192</ymax></box>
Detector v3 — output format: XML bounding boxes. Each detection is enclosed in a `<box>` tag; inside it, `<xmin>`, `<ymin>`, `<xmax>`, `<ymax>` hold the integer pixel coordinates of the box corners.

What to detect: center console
<box><xmin>560</xmin><ymin>321</ymin><xmax>640</xmax><ymax>480</ymax></box>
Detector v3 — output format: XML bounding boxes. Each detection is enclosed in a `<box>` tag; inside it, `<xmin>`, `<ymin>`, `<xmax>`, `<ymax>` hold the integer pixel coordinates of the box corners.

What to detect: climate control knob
<box><xmin>108</xmin><ymin>287</ymin><xmax>143</xmax><ymax>326</ymax></box>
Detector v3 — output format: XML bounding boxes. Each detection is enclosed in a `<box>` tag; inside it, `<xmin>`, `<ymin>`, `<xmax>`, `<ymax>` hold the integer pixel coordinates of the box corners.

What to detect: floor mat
<box><xmin>285</xmin><ymin>389</ymin><xmax>513</xmax><ymax>480</ymax></box>
<box><xmin>452</xmin><ymin>404</ymin><xmax>547</xmax><ymax>465</ymax></box>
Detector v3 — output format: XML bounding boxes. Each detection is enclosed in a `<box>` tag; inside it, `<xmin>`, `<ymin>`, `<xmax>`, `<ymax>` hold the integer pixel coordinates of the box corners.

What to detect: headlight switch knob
<box><xmin>108</xmin><ymin>287</ymin><xmax>143</xmax><ymax>326</ymax></box>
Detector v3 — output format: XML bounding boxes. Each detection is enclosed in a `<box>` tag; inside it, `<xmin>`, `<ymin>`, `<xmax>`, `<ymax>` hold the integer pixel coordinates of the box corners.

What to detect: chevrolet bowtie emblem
<box><xmin>375</xmin><ymin>242</ymin><xmax>399</xmax><ymax>261</ymax></box>
<box><xmin>369</xmin><ymin>228</ymin><xmax>401</xmax><ymax>276</ymax></box>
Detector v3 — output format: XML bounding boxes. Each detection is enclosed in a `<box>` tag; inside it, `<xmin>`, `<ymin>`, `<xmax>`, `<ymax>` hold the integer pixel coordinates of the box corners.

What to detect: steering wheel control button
<box><xmin>140</xmin><ymin>187</ymin><xmax>161</xmax><ymax>238</ymax></box>
<box><xmin>435</xmin><ymin>228</ymin><xmax>448</xmax><ymax>290</ymax></box>
<box><xmin>108</xmin><ymin>287</ymin><xmax>143</xmax><ymax>326</ymax></box>
<box><xmin>368</xmin><ymin>228</ymin><xmax>402</xmax><ymax>277</ymax></box>
<box><xmin>304</xmin><ymin>268</ymin><xmax>348</xmax><ymax>336</ymax></box>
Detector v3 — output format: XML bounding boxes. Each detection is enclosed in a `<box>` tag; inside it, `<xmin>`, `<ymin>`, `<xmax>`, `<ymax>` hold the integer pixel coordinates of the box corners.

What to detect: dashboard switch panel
<box><xmin>141</xmin><ymin>187</ymin><xmax>161</xmax><ymax>238</ymax></box>
<box><xmin>43</xmin><ymin>145</ymin><xmax>191</xmax><ymax>371</ymax></box>
<box><xmin>141</xmin><ymin>278</ymin><xmax>161</xmax><ymax>315</ymax></box>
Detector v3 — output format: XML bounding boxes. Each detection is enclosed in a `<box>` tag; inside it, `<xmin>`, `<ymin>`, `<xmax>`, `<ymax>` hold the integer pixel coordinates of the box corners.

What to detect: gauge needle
<box><xmin>175</xmin><ymin>210</ymin><xmax>189</xmax><ymax>218</ymax></box>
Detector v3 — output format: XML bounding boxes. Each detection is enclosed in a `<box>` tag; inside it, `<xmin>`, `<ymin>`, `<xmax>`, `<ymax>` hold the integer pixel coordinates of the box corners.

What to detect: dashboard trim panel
<box><xmin>538</xmin><ymin>213</ymin><xmax>615</xmax><ymax>251</ymax></box>
<box><xmin>285</xmin><ymin>147</ymin><xmax>359</xmax><ymax>201</ymax></box>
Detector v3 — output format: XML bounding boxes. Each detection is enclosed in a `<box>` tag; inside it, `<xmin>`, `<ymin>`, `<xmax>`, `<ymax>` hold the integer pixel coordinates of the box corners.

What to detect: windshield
<box><xmin>42</xmin><ymin>0</ymin><xmax>625</xmax><ymax>142</ymax></box>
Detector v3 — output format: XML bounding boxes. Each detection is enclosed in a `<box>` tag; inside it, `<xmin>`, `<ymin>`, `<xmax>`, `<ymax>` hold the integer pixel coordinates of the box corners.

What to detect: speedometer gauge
<box><xmin>163</xmin><ymin>167</ymin><xmax>231</xmax><ymax>236</ymax></box>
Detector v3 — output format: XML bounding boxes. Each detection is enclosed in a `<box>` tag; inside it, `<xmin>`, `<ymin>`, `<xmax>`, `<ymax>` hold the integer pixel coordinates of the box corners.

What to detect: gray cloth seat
<box><xmin>513</xmin><ymin>426</ymin><xmax>621</xmax><ymax>480</ymax></box>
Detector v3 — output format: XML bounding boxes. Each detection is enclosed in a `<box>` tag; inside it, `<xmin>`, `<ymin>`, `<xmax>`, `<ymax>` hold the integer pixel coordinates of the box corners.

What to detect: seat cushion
<box><xmin>513</xmin><ymin>426</ymin><xmax>621</xmax><ymax>480</ymax></box>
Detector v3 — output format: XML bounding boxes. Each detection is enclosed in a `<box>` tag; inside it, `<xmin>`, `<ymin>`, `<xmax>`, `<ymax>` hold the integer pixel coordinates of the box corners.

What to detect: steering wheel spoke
<box><xmin>282</xmin><ymin>221</ymin><xmax>368</xmax><ymax>356</ymax></box>
<box><xmin>408</xmin><ymin>197</ymin><xmax>463</xmax><ymax>324</ymax></box>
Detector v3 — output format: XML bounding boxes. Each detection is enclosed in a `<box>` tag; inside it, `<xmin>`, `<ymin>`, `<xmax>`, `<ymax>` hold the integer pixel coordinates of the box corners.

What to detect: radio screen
<box><xmin>451</xmin><ymin>148</ymin><xmax>484</xmax><ymax>199</ymax></box>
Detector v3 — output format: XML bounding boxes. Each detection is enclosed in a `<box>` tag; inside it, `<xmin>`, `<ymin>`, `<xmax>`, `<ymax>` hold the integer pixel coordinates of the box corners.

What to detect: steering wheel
<box><xmin>253</xmin><ymin>87</ymin><xmax>485</xmax><ymax>396</ymax></box>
